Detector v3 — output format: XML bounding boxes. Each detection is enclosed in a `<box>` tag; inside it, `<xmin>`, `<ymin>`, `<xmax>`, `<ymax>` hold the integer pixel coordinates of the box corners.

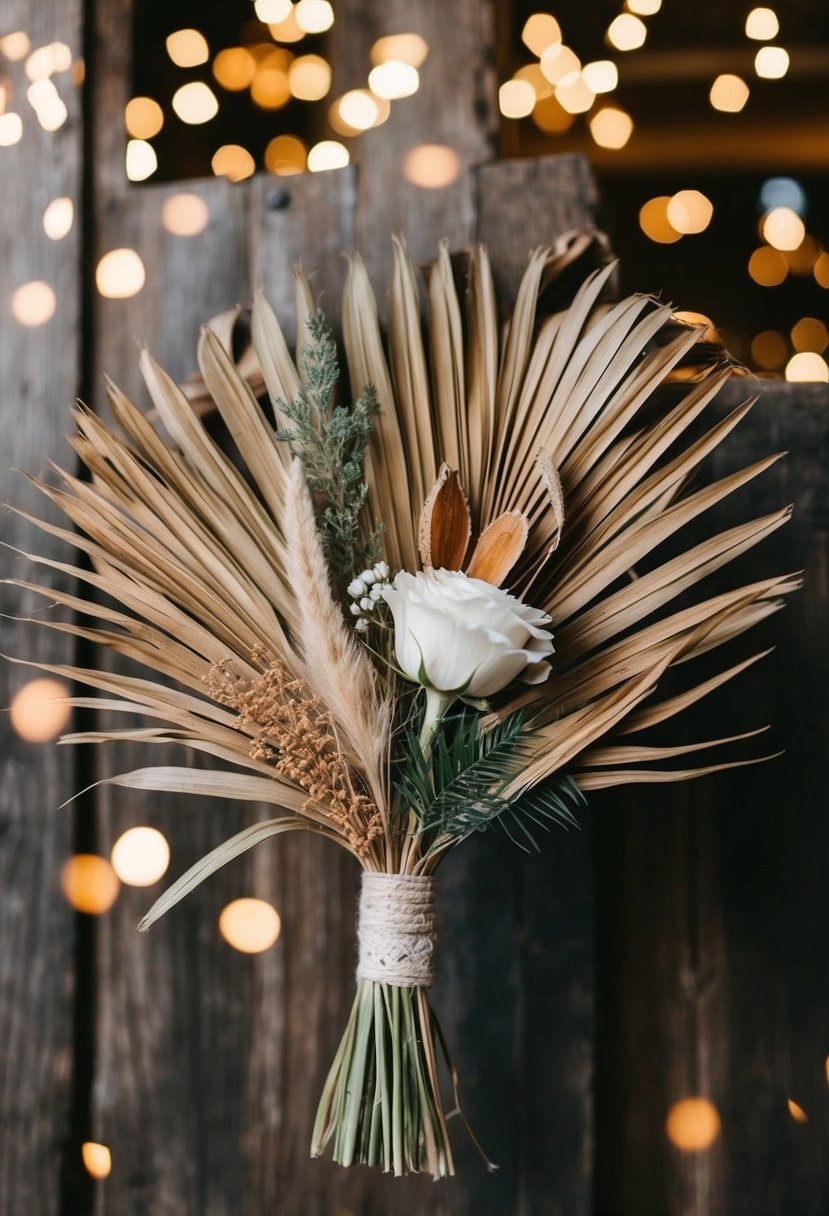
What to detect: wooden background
<box><xmin>1</xmin><ymin>0</ymin><xmax>827</xmax><ymax>1213</ymax></box>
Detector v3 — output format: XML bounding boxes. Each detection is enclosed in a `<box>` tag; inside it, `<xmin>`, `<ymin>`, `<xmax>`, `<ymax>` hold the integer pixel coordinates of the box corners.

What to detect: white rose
<box><xmin>381</xmin><ymin>568</ymin><xmax>554</xmax><ymax>698</ymax></box>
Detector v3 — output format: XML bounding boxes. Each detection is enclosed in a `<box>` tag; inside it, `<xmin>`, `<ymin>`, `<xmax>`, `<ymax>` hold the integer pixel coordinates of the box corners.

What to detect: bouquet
<box><xmin>9</xmin><ymin>234</ymin><xmax>794</xmax><ymax>1179</ymax></box>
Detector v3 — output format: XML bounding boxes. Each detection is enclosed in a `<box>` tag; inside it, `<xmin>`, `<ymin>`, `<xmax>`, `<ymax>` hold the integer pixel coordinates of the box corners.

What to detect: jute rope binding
<box><xmin>356</xmin><ymin>872</ymin><xmax>437</xmax><ymax>988</ymax></box>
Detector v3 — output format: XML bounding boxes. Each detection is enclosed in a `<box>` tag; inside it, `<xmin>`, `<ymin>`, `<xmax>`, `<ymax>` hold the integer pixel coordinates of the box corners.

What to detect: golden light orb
<box><xmin>499</xmin><ymin>79</ymin><xmax>536</xmax><ymax>119</ymax></box>
<box><xmin>582</xmin><ymin>60</ymin><xmax>618</xmax><ymax>94</ymax></box>
<box><xmin>402</xmin><ymin>144</ymin><xmax>461</xmax><ymax>189</ymax></box>
<box><xmin>125</xmin><ymin>138</ymin><xmax>157</xmax><ymax>182</ymax></box>
<box><xmin>211</xmin><ymin>144</ymin><xmax>256</xmax><ymax>182</ymax></box>
<box><xmin>10</xmin><ymin>678</ymin><xmax>70</xmax><ymax>739</ymax></box>
<box><xmin>110</xmin><ymin>827</ymin><xmax>171</xmax><ymax>887</ymax></box>
<box><xmin>747</xmin><ymin>246</ymin><xmax>788</xmax><ymax>285</ymax></box>
<box><xmin>254</xmin><ymin>0</ymin><xmax>292</xmax><ymax>20</ymax></box>
<box><xmin>665</xmin><ymin>1098</ymin><xmax>721</xmax><ymax>1151</ymax></box>
<box><xmin>813</xmin><ymin>252</ymin><xmax>829</xmax><ymax>288</ymax></box>
<box><xmin>295</xmin><ymin>0</ymin><xmax>334</xmax><ymax>34</ymax></box>
<box><xmin>607</xmin><ymin>13</ymin><xmax>647</xmax><ymax>51</ymax></box>
<box><xmin>125</xmin><ymin>96</ymin><xmax>164</xmax><ymax>139</ymax></box>
<box><xmin>61</xmin><ymin>855</ymin><xmax>120</xmax><ymax>915</ymax></box>
<box><xmin>787</xmin><ymin>1098</ymin><xmax>809</xmax><ymax>1122</ymax></box>
<box><xmin>166</xmin><ymin>28</ymin><xmax>209</xmax><ymax>68</ymax></box>
<box><xmin>81</xmin><ymin>1142</ymin><xmax>112</xmax><ymax>1180</ymax></box>
<box><xmin>751</xmin><ymin>330</ymin><xmax>787</xmax><ymax>368</ymax></box>
<box><xmin>639</xmin><ymin>196</ymin><xmax>682</xmax><ymax>244</ymax></box>
<box><xmin>755</xmin><ymin>46</ymin><xmax>789</xmax><ymax>78</ymax></box>
<box><xmin>95</xmin><ymin>248</ymin><xmax>146</xmax><ymax>299</ymax></box>
<box><xmin>667</xmin><ymin>189</ymin><xmax>713</xmax><ymax>234</ymax></box>
<box><xmin>265</xmin><ymin>133</ymin><xmax>307</xmax><ymax>175</ymax></box>
<box><xmin>43</xmin><ymin>197</ymin><xmax>74</xmax><ymax>240</ymax></box>
<box><xmin>791</xmin><ymin>317</ymin><xmax>828</xmax><ymax>354</ymax></box>
<box><xmin>513</xmin><ymin>63</ymin><xmax>553</xmax><ymax>100</ymax></box>
<box><xmin>307</xmin><ymin>139</ymin><xmax>349</xmax><ymax>172</ymax></box>
<box><xmin>627</xmin><ymin>0</ymin><xmax>662</xmax><ymax>13</ymax></box>
<box><xmin>288</xmin><ymin>54</ymin><xmax>331</xmax><ymax>101</ymax></box>
<box><xmin>172</xmin><ymin>81</ymin><xmax>219</xmax><ymax>124</ymax></box>
<box><xmin>532</xmin><ymin>94</ymin><xmax>574</xmax><ymax>133</ymax></box>
<box><xmin>589</xmin><ymin>106</ymin><xmax>633</xmax><ymax>149</ymax></box>
<box><xmin>219</xmin><ymin>898</ymin><xmax>282</xmax><ymax>953</ymax></box>
<box><xmin>709</xmin><ymin>74</ymin><xmax>750</xmax><ymax>112</ymax></box>
<box><xmin>745</xmin><ymin>7</ymin><xmax>779</xmax><ymax>39</ymax></box>
<box><xmin>370</xmin><ymin>33</ymin><xmax>429</xmax><ymax>68</ymax></box>
<box><xmin>540</xmin><ymin>44</ymin><xmax>580</xmax><ymax>85</ymax></box>
<box><xmin>268</xmin><ymin>11</ymin><xmax>306</xmax><ymax>43</ymax></box>
<box><xmin>331</xmin><ymin>89</ymin><xmax>384</xmax><ymax>133</ymax></box>
<box><xmin>762</xmin><ymin>206</ymin><xmax>805</xmax><ymax>251</ymax></box>
<box><xmin>212</xmin><ymin>48</ymin><xmax>257</xmax><ymax>92</ymax></box>
<box><xmin>785</xmin><ymin>353</ymin><xmax>829</xmax><ymax>383</ymax></box>
<box><xmin>0</xmin><ymin>32</ymin><xmax>31</xmax><ymax>61</ymax></box>
<box><xmin>0</xmin><ymin>112</ymin><xmax>24</xmax><ymax>146</ymax></box>
<box><xmin>368</xmin><ymin>60</ymin><xmax>419</xmax><ymax>99</ymax></box>
<box><xmin>250</xmin><ymin>67</ymin><xmax>291</xmax><ymax>110</ymax></box>
<box><xmin>555</xmin><ymin>73</ymin><xmax>595</xmax><ymax>114</ymax></box>
<box><xmin>161</xmin><ymin>192</ymin><xmax>210</xmax><ymax>236</ymax></box>
<box><xmin>521</xmin><ymin>13</ymin><xmax>562</xmax><ymax>57</ymax></box>
<box><xmin>10</xmin><ymin>281</ymin><xmax>57</xmax><ymax>327</ymax></box>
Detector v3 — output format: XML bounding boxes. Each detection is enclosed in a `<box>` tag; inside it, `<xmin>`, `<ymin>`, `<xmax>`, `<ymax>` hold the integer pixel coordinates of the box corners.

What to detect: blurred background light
<box><xmin>166</xmin><ymin>28</ymin><xmax>209</xmax><ymax>68</ymax></box>
<box><xmin>368</xmin><ymin>60</ymin><xmax>419</xmax><ymax>100</ymax></box>
<box><xmin>606</xmin><ymin>14</ymin><xmax>647</xmax><ymax>52</ymax></box>
<box><xmin>172</xmin><ymin>81</ymin><xmax>218</xmax><ymax>124</ymax></box>
<box><xmin>81</xmin><ymin>1142</ymin><xmax>112</xmax><ymax>1180</ymax></box>
<box><xmin>125</xmin><ymin>96</ymin><xmax>164</xmax><ymax>139</ymax></box>
<box><xmin>709</xmin><ymin>74</ymin><xmax>749</xmax><ymax>112</ymax></box>
<box><xmin>762</xmin><ymin>206</ymin><xmax>806</xmax><ymax>250</ymax></box>
<box><xmin>110</xmin><ymin>827</ymin><xmax>171</xmax><ymax>887</ymax></box>
<box><xmin>61</xmin><ymin>856</ymin><xmax>120</xmax><ymax>915</ymax></box>
<box><xmin>306</xmin><ymin>139</ymin><xmax>349</xmax><ymax>171</ymax></box>
<box><xmin>95</xmin><ymin>248</ymin><xmax>146</xmax><ymax>298</ymax></box>
<box><xmin>745</xmin><ymin>7</ymin><xmax>779</xmax><ymax>40</ymax></box>
<box><xmin>370</xmin><ymin>33</ymin><xmax>429</xmax><ymax>68</ymax></box>
<box><xmin>43</xmin><ymin>196</ymin><xmax>74</xmax><ymax>240</ymax></box>
<box><xmin>10</xmin><ymin>281</ymin><xmax>57</xmax><ymax>326</ymax></box>
<box><xmin>785</xmin><ymin>352</ymin><xmax>829</xmax><ymax>382</ymax></box>
<box><xmin>125</xmin><ymin>138</ymin><xmax>157</xmax><ymax>181</ymax></box>
<box><xmin>403</xmin><ymin>143</ymin><xmax>461</xmax><ymax>188</ymax></box>
<box><xmin>665</xmin><ymin>1098</ymin><xmax>722</xmax><ymax>1151</ymax></box>
<box><xmin>639</xmin><ymin>196</ymin><xmax>681</xmax><ymax>244</ymax></box>
<box><xmin>759</xmin><ymin>177</ymin><xmax>806</xmax><ymax>216</ymax></box>
<box><xmin>667</xmin><ymin>189</ymin><xmax>713</xmax><ymax>234</ymax></box>
<box><xmin>589</xmin><ymin>106</ymin><xmax>633</xmax><ymax>150</ymax></box>
<box><xmin>755</xmin><ymin>46</ymin><xmax>789</xmax><ymax>79</ymax></box>
<box><xmin>265</xmin><ymin>133</ymin><xmax>307</xmax><ymax>174</ymax></box>
<box><xmin>161</xmin><ymin>192</ymin><xmax>210</xmax><ymax>235</ymax></box>
<box><xmin>211</xmin><ymin>143</ymin><xmax>256</xmax><ymax>181</ymax></box>
<box><xmin>219</xmin><ymin>898</ymin><xmax>281</xmax><ymax>952</ymax></box>
<box><xmin>10</xmin><ymin>678</ymin><xmax>70</xmax><ymax>739</ymax></box>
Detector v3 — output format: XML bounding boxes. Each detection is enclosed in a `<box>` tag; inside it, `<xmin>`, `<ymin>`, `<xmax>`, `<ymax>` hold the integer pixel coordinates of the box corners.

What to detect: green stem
<box><xmin>418</xmin><ymin>688</ymin><xmax>455</xmax><ymax>756</ymax></box>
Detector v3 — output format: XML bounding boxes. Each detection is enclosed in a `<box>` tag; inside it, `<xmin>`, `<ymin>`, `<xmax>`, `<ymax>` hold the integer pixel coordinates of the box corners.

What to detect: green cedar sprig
<box><xmin>275</xmin><ymin>311</ymin><xmax>383</xmax><ymax>593</ymax></box>
<box><xmin>395</xmin><ymin>706</ymin><xmax>584</xmax><ymax>851</ymax></box>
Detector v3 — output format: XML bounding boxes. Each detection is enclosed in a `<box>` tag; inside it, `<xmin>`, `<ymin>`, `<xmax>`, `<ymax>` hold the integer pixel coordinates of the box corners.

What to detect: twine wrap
<box><xmin>356</xmin><ymin>872</ymin><xmax>437</xmax><ymax>988</ymax></box>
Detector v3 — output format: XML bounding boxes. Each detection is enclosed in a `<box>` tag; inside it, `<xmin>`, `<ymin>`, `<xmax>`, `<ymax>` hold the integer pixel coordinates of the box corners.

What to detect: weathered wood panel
<box><xmin>0</xmin><ymin>1</ymin><xmax>83</xmax><ymax>1211</ymax></box>
<box><xmin>593</xmin><ymin>381</ymin><xmax>829</xmax><ymax>1216</ymax></box>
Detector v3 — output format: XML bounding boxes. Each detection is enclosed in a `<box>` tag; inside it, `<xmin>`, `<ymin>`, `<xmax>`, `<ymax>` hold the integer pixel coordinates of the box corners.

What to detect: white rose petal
<box><xmin>381</xmin><ymin>568</ymin><xmax>554</xmax><ymax>697</ymax></box>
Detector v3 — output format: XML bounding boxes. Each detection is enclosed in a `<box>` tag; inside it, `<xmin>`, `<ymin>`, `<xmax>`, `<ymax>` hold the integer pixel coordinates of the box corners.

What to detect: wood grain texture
<box><xmin>593</xmin><ymin>380</ymin><xmax>829</xmax><ymax>1216</ymax></box>
<box><xmin>330</xmin><ymin>0</ymin><xmax>497</xmax><ymax>294</ymax></box>
<box><xmin>0</xmin><ymin>1</ymin><xmax>83</xmax><ymax>1211</ymax></box>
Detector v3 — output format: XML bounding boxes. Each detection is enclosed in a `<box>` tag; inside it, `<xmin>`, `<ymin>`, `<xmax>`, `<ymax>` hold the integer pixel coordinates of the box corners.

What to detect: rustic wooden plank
<box><xmin>593</xmin><ymin>381</ymin><xmax>829</xmax><ymax>1216</ymax></box>
<box><xmin>330</xmin><ymin>0</ymin><xmax>497</xmax><ymax>293</ymax></box>
<box><xmin>0</xmin><ymin>0</ymin><xmax>83</xmax><ymax>1209</ymax></box>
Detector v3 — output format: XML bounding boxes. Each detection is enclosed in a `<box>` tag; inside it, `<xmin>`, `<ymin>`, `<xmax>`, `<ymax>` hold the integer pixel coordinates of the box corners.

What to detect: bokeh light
<box><xmin>61</xmin><ymin>855</ymin><xmax>120</xmax><ymax>915</ymax></box>
<box><xmin>555</xmin><ymin>74</ymin><xmax>595</xmax><ymax>115</ymax></box>
<box><xmin>403</xmin><ymin>143</ymin><xmax>461</xmax><ymax>189</ymax></box>
<box><xmin>81</xmin><ymin>1142</ymin><xmax>112</xmax><ymax>1180</ymax></box>
<box><xmin>813</xmin><ymin>253</ymin><xmax>829</xmax><ymax>289</ymax></box>
<box><xmin>748</xmin><ymin>246</ymin><xmax>788</xmax><ymax>285</ymax></box>
<box><xmin>172</xmin><ymin>81</ymin><xmax>218</xmax><ymax>124</ymax></box>
<box><xmin>330</xmin><ymin>89</ymin><xmax>388</xmax><ymax>133</ymax></box>
<box><xmin>213</xmin><ymin>47</ymin><xmax>257</xmax><ymax>92</ymax></box>
<box><xmin>667</xmin><ymin>190</ymin><xmax>713</xmax><ymax>234</ymax></box>
<box><xmin>755</xmin><ymin>46</ymin><xmax>789</xmax><ymax>79</ymax></box>
<box><xmin>43</xmin><ymin>197</ymin><xmax>74</xmax><ymax>240</ymax></box>
<box><xmin>254</xmin><ymin>0</ymin><xmax>292</xmax><ymax>20</ymax></box>
<box><xmin>368</xmin><ymin>60</ymin><xmax>419</xmax><ymax>100</ymax></box>
<box><xmin>499</xmin><ymin>79</ymin><xmax>536</xmax><ymax>119</ymax></box>
<box><xmin>607</xmin><ymin>14</ymin><xmax>647</xmax><ymax>52</ymax></box>
<box><xmin>251</xmin><ymin>66</ymin><xmax>291</xmax><ymax>110</ymax></box>
<box><xmin>521</xmin><ymin>13</ymin><xmax>562</xmax><ymax>56</ymax></box>
<box><xmin>785</xmin><ymin>235</ymin><xmax>819</xmax><ymax>275</ymax></box>
<box><xmin>211</xmin><ymin>144</ymin><xmax>256</xmax><ymax>181</ymax></box>
<box><xmin>110</xmin><ymin>827</ymin><xmax>170</xmax><ymax>887</ymax></box>
<box><xmin>709</xmin><ymin>74</ymin><xmax>749</xmax><ymax>112</ymax></box>
<box><xmin>288</xmin><ymin>55</ymin><xmax>331</xmax><ymax>101</ymax></box>
<box><xmin>267</xmin><ymin>11</ymin><xmax>306</xmax><ymax>43</ymax></box>
<box><xmin>639</xmin><ymin>196</ymin><xmax>681</xmax><ymax>244</ymax></box>
<box><xmin>0</xmin><ymin>113</ymin><xmax>24</xmax><ymax>146</ymax></box>
<box><xmin>627</xmin><ymin>0</ymin><xmax>662</xmax><ymax>12</ymax></box>
<box><xmin>787</xmin><ymin>1098</ymin><xmax>809</xmax><ymax>1122</ymax></box>
<box><xmin>306</xmin><ymin>139</ymin><xmax>349</xmax><ymax>172</ymax></box>
<box><xmin>295</xmin><ymin>0</ymin><xmax>334</xmax><ymax>34</ymax></box>
<box><xmin>513</xmin><ymin>64</ymin><xmax>553</xmax><ymax>101</ymax></box>
<box><xmin>589</xmin><ymin>107</ymin><xmax>634</xmax><ymax>149</ymax></box>
<box><xmin>265</xmin><ymin>133</ymin><xmax>307</xmax><ymax>174</ymax></box>
<box><xmin>125</xmin><ymin>96</ymin><xmax>164</xmax><ymax>139</ymax></box>
<box><xmin>0</xmin><ymin>32</ymin><xmax>31</xmax><ymax>61</ymax></box>
<box><xmin>745</xmin><ymin>7</ymin><xmax>779</xmax><ymax>40</ymax></box>
<box><xmin>581</xmin><ymin>60</ymin><xmax>618</xmax><ymax>94</ymax></box>
<box><xmin>95</xmin><ymin>248</ymin><xmax>146</xmax><ymax>299</ymax></box>
<box><xmin>370</xmin><ymin>34</ymin><xmax>429</xmax><ymax>68</ymax></box>
<box><xmin>751</xmin><ymin>330</ymin><xmax>787</xmax><ymax>368</ymax></box>
<box><xmin>791</xmin><ymin>317</ymin><xmax>828</xmax><ymax>353</ymax></box>
<box><xmin>161</xmin><ymin>192</ymin><xmax>210</xmax><ymax>235</ymax></box>
<box><xmin>166</xmin><ymin>29</ymin><xmax>209</xmax><ymax>68</ymax></box>
<box><xmin>10</xmin><ymin>281</ymin><xmax>57</xmax><ymax>327</ymax></box>
<box><xmin>762</xmin><ymin>206</ymin><xmax>805</xmax><ymax>251</ymax></box>
<box><xmin>540</xmin><ymin>45</ymin><xmax>581</xmax><ymax>85</ymax></box>
<box><xmin>10</xmin><ymin>678</ymin><xmax>70</xmax><ymax>739</ymax></box>
<box><xmin>125</xmin><ymin>138</ymin><xmax>158</xmax><ymax>182</ymax></box>
<box><xmin>665</xmin><ymin>1098</ymin><xmax>721</xmax><ymax>1151</ymax></box>
<box><xmin>785</xmin><ymin>352</ymin><xmax>829</xmax><ymax>383</ymax></box>
<box><xmin>219</xmin><ymin>898</ymin><xmax>281</xmax><ymax>952</ymax></box>
<box><xmin>532</xmin><ymin>95</ymin><xmax>575</xmax><ymax>133</ymax></box>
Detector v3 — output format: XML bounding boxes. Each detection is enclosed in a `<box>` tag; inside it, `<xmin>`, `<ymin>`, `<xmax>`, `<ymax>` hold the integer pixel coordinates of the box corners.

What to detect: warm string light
<box><xmin>95</xmin><ymin>248</ymin><xmax>146</xmax><ymax>299</ymax></box>
<box><xmin>61</xmin><ymin>855</ymin><xmax>120</xmax><ymax>915</ymax></box>
<box><xmin>161</xmin><ymin>192</ymin><xmax>210</xmax><ymax>235</ymax></box>
<box><xmin>43</xmin><ymin>196</ymin><xmax>74</xmax><ymax>240</ymax></box>
<box><xmin>665</xmin><ymin>1098</ymin><xmax>721</xmax><ymax>1151</ymax></box>
<box><xmin>403</xmin><ymin>144</ymin><xmax>461</xmax><ymax>189</ymax></box>
<box><xmin>219</xmin><ymin>898</ymin><xmax>282</xmax><ymax>952</ymax></box>
<box><xmin>82</xmin><ymin>1143</ymin><xmax>112</xmax><ymax>1180</ymax></box>
<box><xmin>10</xmin><ymin>678</ymin><xmax>70</xmax><ymax>738</ymax></box>
<box><xmin>110</xmin><ymin>827</ymin><xmax>171</xmax><ymax>886</ymax></box>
